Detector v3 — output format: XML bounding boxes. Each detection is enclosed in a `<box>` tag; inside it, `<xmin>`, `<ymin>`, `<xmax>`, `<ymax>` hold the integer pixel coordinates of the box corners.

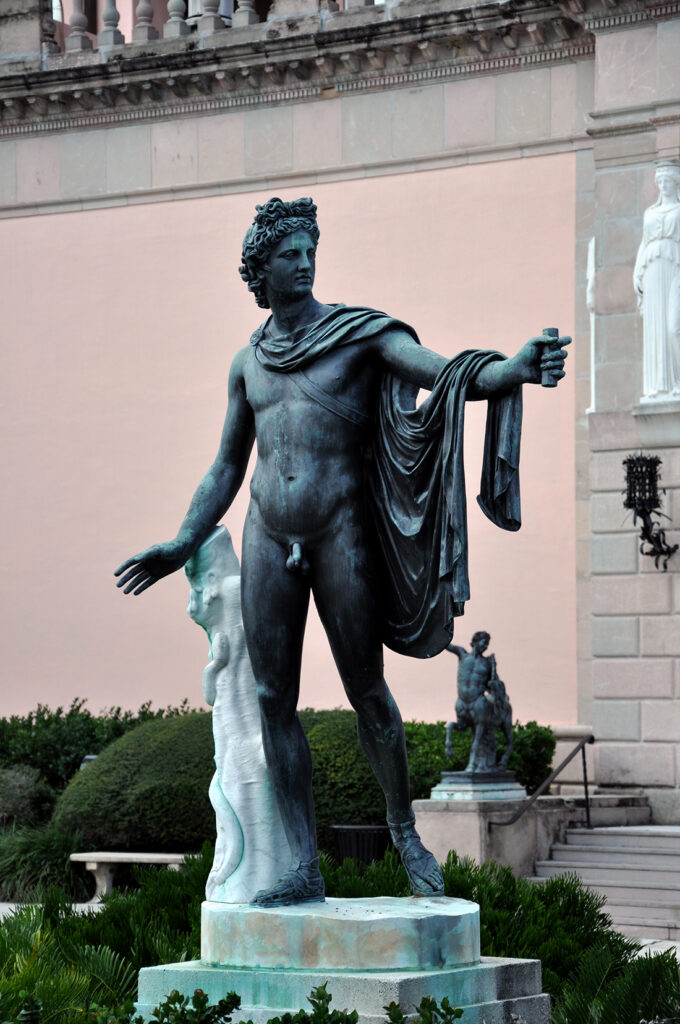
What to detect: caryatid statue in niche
<box><xmin>185</xmin><ymin>526</ymin><xmax>294</xmax><ymax>904</ymax></box>
<box><xmin>633</xmin><ymin>161</ymin><xmax>680</xmax><ymax>401</ymax></box>
<box><xmin>115</xmin><ymin>197</ymin><xmax>569</xmax><ymax>907</ymax></box>
<box><xmin>445</xmin><ymin>632</ymin><xmax>513</xmax><ymax>774</ymax></box>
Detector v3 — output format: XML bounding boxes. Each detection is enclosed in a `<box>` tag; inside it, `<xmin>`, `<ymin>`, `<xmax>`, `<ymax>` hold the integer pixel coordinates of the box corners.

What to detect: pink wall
<box><xmin>0</xmin><ymin>152</ymin><xmax>577</xmax><ymax>727</ymax></box>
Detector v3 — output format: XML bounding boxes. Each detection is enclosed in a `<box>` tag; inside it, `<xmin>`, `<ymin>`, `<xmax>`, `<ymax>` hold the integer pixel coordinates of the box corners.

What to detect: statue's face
<box><xmin>656</xmin><ymin>165</ymin><xmax>680</xmax><ymax>200</ymax></box>
<box><xmin>262</xmin><ymin>229</ymin><xmax>316</xmax><ymax>304</ymax></box>
<box><xmin>472</xmin><ymin>635</ymin><xmax>489</xmax><ymax>653</ymax></box>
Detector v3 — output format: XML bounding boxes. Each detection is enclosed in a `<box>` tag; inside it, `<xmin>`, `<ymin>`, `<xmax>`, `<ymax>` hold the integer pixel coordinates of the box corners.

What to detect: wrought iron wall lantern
<box><xmin>623</xmin><ymin>454</ymin><xmax>678</xmax><ymax>571</ymax></box>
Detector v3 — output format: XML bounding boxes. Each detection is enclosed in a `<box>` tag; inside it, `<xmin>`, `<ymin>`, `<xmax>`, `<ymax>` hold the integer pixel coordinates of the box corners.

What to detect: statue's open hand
<box><xmin>114</xmin><ymin>541</ymin><xmax>189</xmax><ymax>595</ymax></box>
<box><xmin>517</xmin><ymin>335</ymin><xmax>571</xmax><ymax>385</ymax></box>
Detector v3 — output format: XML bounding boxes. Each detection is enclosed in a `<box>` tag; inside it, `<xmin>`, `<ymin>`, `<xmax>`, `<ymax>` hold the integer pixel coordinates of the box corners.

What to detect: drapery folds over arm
<box><xmin>370</xmin><ymin>350</ymin><xmax>523</xmax><ymax>659</ymax></box>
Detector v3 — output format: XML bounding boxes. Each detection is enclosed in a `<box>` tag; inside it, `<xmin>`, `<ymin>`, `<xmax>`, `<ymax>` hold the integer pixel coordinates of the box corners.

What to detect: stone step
<box><xmin>535</xmin><ymin>860</ymin><xmax>680</xmax><ymax>886</ymax></box>
<box><xmin>549</xmin><ymin>843</ymin><xmax>680</xmax><ymax>869</ymax></box>
<box><xmin>564</xmin><ymin>827</ymin><xmax>680</xmax><ymax>850</ymax></box>
<box><xmin>528</xmin><ymin>874</ymin><xmax>680</xmax><ymax>904</ymax></box>
<box><xmin>613</xmin><ymin>920</ymin><xmax>680</xmax><ymax>940</ymax></box>
<box><xmin>603</xmin><ymin>898</ymin><xmax>680</xmax><ymax>921</ymax></box>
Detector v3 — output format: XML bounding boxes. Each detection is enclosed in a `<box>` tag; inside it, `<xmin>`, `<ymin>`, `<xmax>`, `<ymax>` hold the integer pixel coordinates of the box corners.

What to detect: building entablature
<box><xmin>0</xmin><ymin>0</ymin><xmax>669</xmax><ymax>137</ymax></box>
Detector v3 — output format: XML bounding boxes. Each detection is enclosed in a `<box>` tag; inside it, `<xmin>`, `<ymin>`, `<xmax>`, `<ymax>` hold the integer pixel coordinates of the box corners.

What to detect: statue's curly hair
<box><xmin>471</xmin><ymin>631</ymin><xmax>490</xmax><ymax>646</ymax></box>
<box><xmin>239</xmin><ymin>197</ymin><xmax>320</xmax><ymax>309</ymax></box>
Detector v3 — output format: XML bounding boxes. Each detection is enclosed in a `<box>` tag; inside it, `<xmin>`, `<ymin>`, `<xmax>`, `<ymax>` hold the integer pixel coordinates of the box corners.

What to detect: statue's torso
<box><xmin>243</xmin><ymin>339</ymin><xmax>382</xmax><ymax>541</ymax></box>
<box><xmin>457</xmin><ymin>653</ymin><xmax>491</xmax><ymax>704</ymax></box>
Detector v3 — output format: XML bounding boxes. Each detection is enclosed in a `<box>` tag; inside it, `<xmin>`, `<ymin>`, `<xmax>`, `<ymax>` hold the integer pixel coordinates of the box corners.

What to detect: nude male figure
<box><xmin>115</xmin><ymin>197</ymin><xmax>569</xmax><ymax>906</ymax></box>
<box><xmin>445</xmin><ymin>632</ymin><xmax>512</xmax><ymax>773</ymax></box>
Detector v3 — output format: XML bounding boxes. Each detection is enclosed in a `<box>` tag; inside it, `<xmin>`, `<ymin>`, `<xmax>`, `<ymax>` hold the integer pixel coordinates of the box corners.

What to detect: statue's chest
<box><xmin>244</xmin><ymin>346</ymin><xmax>372</xmax><ymax>414</ymax></box>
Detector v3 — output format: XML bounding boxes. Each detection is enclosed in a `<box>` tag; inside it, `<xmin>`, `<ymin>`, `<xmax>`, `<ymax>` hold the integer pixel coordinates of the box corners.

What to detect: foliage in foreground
<box><xmin>0</xmin><ymin>894</ymin><xmax>137</xmax><ymax>1024</ymax></box>
<box><xmin>1</xmin><ymin>984</ymin><xmax>467</xmax><ymax>1024</ymax></box>
<box><xmin>553</xmin><ymin>945</ymin><xmax>680</xmax><ymax>1024</ymax></box>
<box><xmin>0</xmin><ymin>822</ymin><xmax>91</xmax><ymax>902</ymax></box>
<box><xmin>1</xmin><ymin>847</ymin><xmax>678</xmax><ymax>1024</ymax></box>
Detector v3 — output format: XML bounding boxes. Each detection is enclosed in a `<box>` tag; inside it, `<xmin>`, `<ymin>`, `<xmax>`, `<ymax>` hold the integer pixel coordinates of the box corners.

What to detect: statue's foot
<box><xmin>251</xmin><ymin>858</ymin><xmax>325</xmax><ymax>908</ymax></box>
<box><xmin>388</xmin><ymin>814</ymin><xmax>445</xmax><ymax>897</ymax></box>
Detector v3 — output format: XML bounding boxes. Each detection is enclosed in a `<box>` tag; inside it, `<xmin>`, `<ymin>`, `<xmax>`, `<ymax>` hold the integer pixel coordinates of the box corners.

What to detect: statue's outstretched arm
<box><xmin>446</xmin><ymin>643</ymin><xmax>466</xmax><ymax>659</ymax></box>
<box><xmin>374</xmin><ymin>329</ymin><xmax>570</xmax><ymax>399</ymax></box>
<box><xmin>114</xmin><ymin>349</ymin><xmax>255</xmax><ymax>596</ymax></box>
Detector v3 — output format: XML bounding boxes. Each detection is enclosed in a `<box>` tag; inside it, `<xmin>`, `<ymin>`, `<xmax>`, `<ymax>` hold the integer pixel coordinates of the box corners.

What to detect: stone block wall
<box><xmin>585</xmin><ymin>16</ymin><xmax>680</xmax><ymax>822</ymax></box>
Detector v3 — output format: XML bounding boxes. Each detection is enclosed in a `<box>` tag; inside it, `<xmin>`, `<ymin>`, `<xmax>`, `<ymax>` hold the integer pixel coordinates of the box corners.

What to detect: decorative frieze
<box><xmin>0</xmin><ymin>0</ymin><xmax>667</xmax><ymax>137</ymax></box>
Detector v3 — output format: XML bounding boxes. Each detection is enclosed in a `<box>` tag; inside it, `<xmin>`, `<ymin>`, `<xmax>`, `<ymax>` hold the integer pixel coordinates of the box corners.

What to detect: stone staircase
<box><xmin>531</xmin><ymin>826</ymin><xmax>680</xmax><ymax>939</ymax></box>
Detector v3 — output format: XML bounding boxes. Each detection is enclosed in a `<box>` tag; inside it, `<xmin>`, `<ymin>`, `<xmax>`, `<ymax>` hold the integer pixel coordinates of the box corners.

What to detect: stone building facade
<box><xmin>1</xmin><ymin>0</ymin><xmax>679</xmax><ymax>818</ymax></box>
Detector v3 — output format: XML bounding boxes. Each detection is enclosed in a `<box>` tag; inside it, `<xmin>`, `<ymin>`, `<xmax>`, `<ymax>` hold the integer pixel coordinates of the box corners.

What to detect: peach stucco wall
<box><xmin>0</xmin><ymin>151</ymin><xmax>576</xmax><ymax>726</ymax></box>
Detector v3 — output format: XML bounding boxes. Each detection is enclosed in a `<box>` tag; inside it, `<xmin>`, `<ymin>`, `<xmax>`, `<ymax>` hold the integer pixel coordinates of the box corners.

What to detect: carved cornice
<box><xmin>0</xmin><ymin>0</ymin><xmax>669</xmax><ymax>137</ymax></box>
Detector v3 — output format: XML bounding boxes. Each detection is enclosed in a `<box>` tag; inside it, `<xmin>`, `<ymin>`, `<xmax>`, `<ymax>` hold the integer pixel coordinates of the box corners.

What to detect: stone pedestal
<box><xmin>414</xmin><ymin>791</ymin><xmax>652</xmax><ymax>878</ymax></box>
<box><xmin>431</xmin><ymin>772</ymin><xmax>527</xmax><ymax>802</ymax></box>
<box><xmin>136</xmin><ymin>898</ymin><xmax>550</xmax><ymax>1023</ymax></box>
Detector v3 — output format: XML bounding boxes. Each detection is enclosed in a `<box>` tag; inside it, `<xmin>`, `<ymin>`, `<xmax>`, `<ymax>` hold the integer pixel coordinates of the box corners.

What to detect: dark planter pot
<box><xmin>330</xmin><ymin>824</ymin><xmax>392</xmax><ymax>865</ymax></box>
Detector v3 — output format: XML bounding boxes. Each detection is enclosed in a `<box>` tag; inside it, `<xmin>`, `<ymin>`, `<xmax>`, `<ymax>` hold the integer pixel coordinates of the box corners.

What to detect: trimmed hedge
<box><xmin>0</xmin><ymin>698</ymin><xmax>192</xmax><ymax>792</ymax></box>
<box><xmin>53</xmin><ymin>713</ymin><xmax>215</xmax><ymax>853</ymax></box>
<box><xmin>52</xmin><ymin>709</ymin><xmax>555</xmax><ymax>857</ymax></box>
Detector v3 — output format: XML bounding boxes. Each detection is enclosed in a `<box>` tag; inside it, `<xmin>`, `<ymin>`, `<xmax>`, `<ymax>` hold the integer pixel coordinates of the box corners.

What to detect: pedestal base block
<box><xmin>201</xmin><ymin>897</ymin><xmax>479</xmax><ymax>970</ymax></box>
<box><xmin>137</xmin><ymin>899</ymin><xmax>549</xmax><ymax>1023</ymax></box>
<box><xmin>137</xmin><ymin>957</ymin><xmax>550</xmax><ymax>1024</ymax></box>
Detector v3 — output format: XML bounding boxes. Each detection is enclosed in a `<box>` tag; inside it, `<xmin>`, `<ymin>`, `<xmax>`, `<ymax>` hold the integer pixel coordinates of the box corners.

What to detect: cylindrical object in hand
<box><xmin>541</xmin><ymin>327</ymin><xmax>559</xmax><ymax>387</ymax></box>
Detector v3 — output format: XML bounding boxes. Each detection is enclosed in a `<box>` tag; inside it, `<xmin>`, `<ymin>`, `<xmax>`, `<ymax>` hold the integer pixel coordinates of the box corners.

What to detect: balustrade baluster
<box><xmin>133</xmin><ymin>0</ymin><xmax>159</xmax><ymax>41</ymax></box>
<box><xmin>232</xmin><ymin>0</ymin><xmax>258</xmax><ymax>26</ymax></box>
<box><xmin>66</xmin><ymin>0</ymin><xmax>93</xmax><ymax>50</ymax></box>
<box><xmin>164</xmin><ymin>0</ymin><xmax>190</xmax><ymax>36</ymax></box>
<box><xmin>199</xmin><ymin>0</ymin><xmax>227</xmax><ymax>34</ymax></box>
<box><xmin>99</xmin><ymin>0</ymin><xmax>124</xmax><ymax>45</ymax></box>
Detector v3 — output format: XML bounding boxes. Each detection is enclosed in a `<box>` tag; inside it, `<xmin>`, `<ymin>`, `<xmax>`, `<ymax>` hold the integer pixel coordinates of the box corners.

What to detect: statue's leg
<box><xmin>240</xmin><ymin>506</ymin><xmax>323</xmax><ymax>906</ymax></box>
<box><xmin>311</xmin><ymin>511</ymin><xmax>444</xmax><ymax>897</ymax></box>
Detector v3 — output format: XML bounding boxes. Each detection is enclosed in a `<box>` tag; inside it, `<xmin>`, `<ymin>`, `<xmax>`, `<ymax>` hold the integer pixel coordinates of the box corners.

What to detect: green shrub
<box><xmin>0</xmin><ymin>766</ymin><xmax>56</xmax><ymax>828</ymax></box>
<box><xmin>0</xmin><ymin>893</ymin><xmax>137</xmax><ymax>1023</ymax></box>
<box><xmin>53</xmin><ymin>714</ymin><xmax>214</xmax><ymax>853</ymax></box>
<box><xmin>553</xmin><ymin>944</ymin><xmax>680</xmax><ymax>1024</ymax></box>
<box><xmin>503</xmin><ymin>720</ymin><xmax>557</xmax><ymax>794</ymax></box>
<box><xmin>0</xmin><ymin>821</ymin><xmax>92</xmax><ymax>901</ymax></box>
<box><xmin>298</xmin><ymin>710</ymin><xmax>386</xmax><ymax>854</ymax></box>
<box><xmin>0</xmin><ymin>699</ymin><xmax>192</xmax><ymax>793</ymax></box>
<box><xmin>2</xmin><ymin>849</ymin><xmax>673</xmax><ymax>1023</ymax></box>
<box><xmin>50</xmin><ymin>708</ymin><xmax>554</xmax><ymax>858</ymax></box>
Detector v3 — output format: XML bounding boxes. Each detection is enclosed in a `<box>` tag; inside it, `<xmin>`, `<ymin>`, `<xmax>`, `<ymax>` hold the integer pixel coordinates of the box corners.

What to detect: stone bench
<box><xmin>69</xmin><ymin>851</ymin><xmax>187</xmax><ymax>901</ymax></box>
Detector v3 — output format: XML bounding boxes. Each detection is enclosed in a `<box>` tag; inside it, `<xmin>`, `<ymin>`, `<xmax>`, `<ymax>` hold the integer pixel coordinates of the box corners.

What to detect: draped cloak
<box><xmin>250</xmin><ymin>305</ymin><xmax>523</xmax><ymax>659</ymax></box>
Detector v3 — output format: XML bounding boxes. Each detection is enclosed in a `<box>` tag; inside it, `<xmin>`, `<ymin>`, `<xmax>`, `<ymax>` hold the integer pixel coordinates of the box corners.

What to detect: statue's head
<box><xmin>239</xmin><ymin>197</ymin><xmax>320</xmax><ymax>309</ymax></box>
<box><xmin>471</xmin><ymin>631</ymin><xmax>490</xmax><ymax>652</ymax></box>
<box><xmin>655</xmin><ymin>161</ymin><xmax>680</xmax><ymax>202</ymax></box>
<box><xmin>185</xmin><ymin>526</ymin><xmax>240</xmax><ymax>629</ymax></box>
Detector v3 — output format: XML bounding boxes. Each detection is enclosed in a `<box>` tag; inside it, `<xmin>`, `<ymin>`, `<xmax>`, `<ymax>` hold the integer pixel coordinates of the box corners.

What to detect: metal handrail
<box><xmin>488</xmin><ymin>733</ymin><xmax>595</xmax><ymax>829</ymax></box>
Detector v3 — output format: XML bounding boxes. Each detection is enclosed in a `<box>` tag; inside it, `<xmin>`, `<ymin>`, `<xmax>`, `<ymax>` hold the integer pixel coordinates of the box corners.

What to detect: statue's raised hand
<box><xmin>515</xmin><ymin>333</ymin><xmax>571</xmax><ymax>386</ymax></box>
<box><xmin>114</xmin><ymin>540</ymin><xmax>190</xmax><ymax>596</ymax></box>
